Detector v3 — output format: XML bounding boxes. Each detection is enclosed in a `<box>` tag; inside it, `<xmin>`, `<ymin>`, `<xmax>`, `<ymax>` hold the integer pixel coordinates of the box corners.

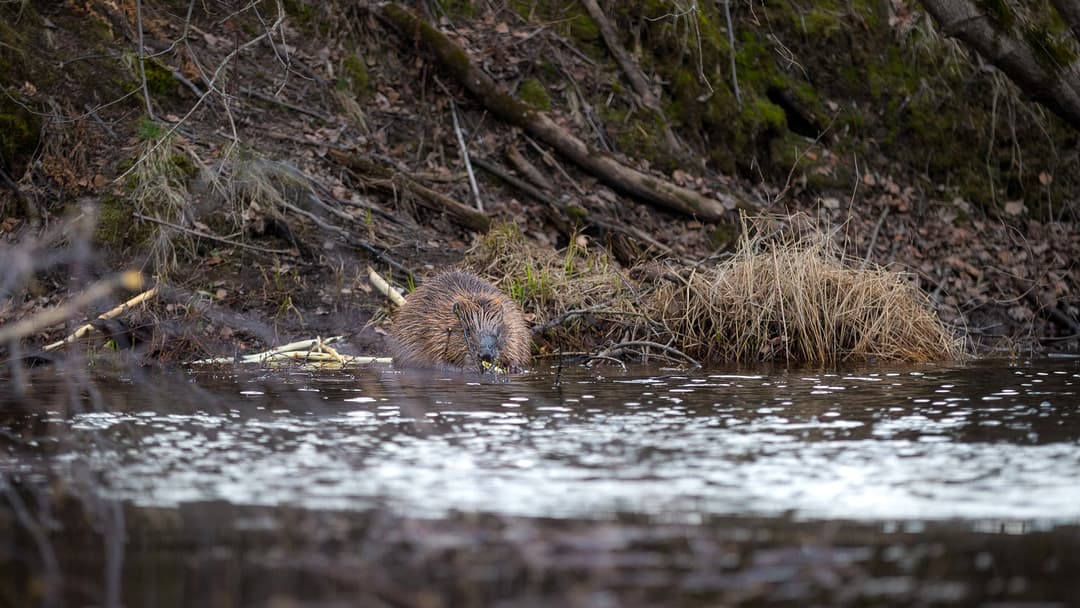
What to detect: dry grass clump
<box><xmin>129</xmin><ymin>135</ymin><xmax>200</xmax><ymax>275</ymax></box>
<box><xmin>464</xmin><ymin>224</ymin><xmax>657</xmax><ymax>353</ymax></box>
<box><xmin>652</xmin><ymin>216</ymin><xmax>963</xmax><ymax>364</ymax></box>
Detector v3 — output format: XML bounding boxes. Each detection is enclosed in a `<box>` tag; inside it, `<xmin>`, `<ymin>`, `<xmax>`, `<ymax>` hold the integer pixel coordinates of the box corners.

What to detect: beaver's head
<box><xmin>451</xmin><ymin>294</ymin><xmax>515</xmax><ymax>373</ymax></box>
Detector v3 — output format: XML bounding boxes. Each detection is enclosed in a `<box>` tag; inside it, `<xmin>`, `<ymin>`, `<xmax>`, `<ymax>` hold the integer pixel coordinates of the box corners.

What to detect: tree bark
<box><xmin>920</xmin><ymin>0</ymin><xmax>1080</xmax><ymax>132</ymax></box>
<box><xmin>379</xmin><ymin>4</ymin><xmax>749</xmax><ymax>221</ymax></box>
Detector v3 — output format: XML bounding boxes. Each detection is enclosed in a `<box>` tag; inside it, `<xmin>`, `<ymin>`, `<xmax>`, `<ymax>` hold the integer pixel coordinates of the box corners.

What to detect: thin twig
<box><xmin>598</xmin><ymin>339</ymin><xmax>701</xmax><ymax>367</ymax></box>
<box><xmin>120</xmin><ymin>1</ymin><xmax>287</xmax><ymax>180</ymax></box>
<box><xmin>586</xmin><ymin>355</ymin><xmax>628</xmax><ymax>370</ymax></box>
<box><xmin>451</xmin><ymin>99</ymin><xmax>483</xmax><ymax>211</ymax></box>
<box><xmin>723</xmin><ymin>0</ymin><xmax>741</xmax><ymax>107</ymax></box>
<box><xmin>430</xmin><ymin>74</ymin><xmax>485</xmax><ymax>214</ymax></box>
<box><xmin>241</xmin><ymin>86</ymin><xmax>333</xmax><ymax>122</ymax></box>
<box><xmin>862</xmin><ymin>206</ymin><xmax>889</xmax><ymax>268</ymax></box>
<box><xmin>532</xmin><ymin>304</ymin><xmax>651</xmax><ymax>334</ymax></box>
<box><xmin>474</xmin><ymin>156</ymin><xmax>676</xmax><ymax>257</ymax></box>
<box><xmin>524</xmin><ymin>136</ymin><xmax>586</xmax><ymax>195</ymax></box>
<box><xmin>135</xmin><ymin>0</ymin><xmax>155</xmax><ymax>119</ymax></box>
<box><xmin>2</xmin><ymin>480</ymin><xmax>60</xmax><ymax>608</ymax></box>
<box><xmin>276</xmin><ymin>198</ymin><xmax>415</xmax><ymax>281</ymax></box>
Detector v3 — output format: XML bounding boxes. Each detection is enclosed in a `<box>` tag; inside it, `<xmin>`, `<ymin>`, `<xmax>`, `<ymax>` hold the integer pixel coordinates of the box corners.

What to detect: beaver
<box><xmin>390</xmin><ymin>270</ymin><xmax>531</xmax><ymax>373</ymax></box>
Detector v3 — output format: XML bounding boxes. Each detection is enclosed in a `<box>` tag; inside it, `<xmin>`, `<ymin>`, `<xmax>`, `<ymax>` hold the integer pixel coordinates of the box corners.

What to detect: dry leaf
<box><xmin>1004</xmin><ymin>200</ymin><xmax>1025</xmax><ymax>216</ymax></box>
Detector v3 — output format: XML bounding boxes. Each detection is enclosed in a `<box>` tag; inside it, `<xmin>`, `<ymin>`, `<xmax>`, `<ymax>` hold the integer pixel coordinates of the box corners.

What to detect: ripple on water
<box><xmin>4</xmin><ymin>360</ymin><xmax>1079</xmax><ymax>523</ymax></box>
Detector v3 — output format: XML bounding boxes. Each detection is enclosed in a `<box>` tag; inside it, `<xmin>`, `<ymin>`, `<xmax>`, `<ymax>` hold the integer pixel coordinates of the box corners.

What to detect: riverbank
<box><xmin>1</xmin><ymin>1</ymin><xmax>1077</xmax><ymax>365</ymax></box>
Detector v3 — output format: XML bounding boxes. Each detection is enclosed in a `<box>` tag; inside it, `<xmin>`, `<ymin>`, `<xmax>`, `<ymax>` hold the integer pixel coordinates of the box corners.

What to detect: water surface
<box><xmin>8</xmin><ymin>359</ymin><xmax>1078</xmax><ymax>523</ymax></box>
<box><xmin>2</xmin><ymin>358</ymin><xmax>1079</xmax><ymax>606</ymax></box>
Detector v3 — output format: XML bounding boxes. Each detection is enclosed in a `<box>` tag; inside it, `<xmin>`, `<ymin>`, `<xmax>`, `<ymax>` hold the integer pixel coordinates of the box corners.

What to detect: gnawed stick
<box><xmin>0</xmin><ymin>271</ymin><xmax>147</xmax><ymax>348</ymax></box>
<box><xmin>191</xmin><ymin>336</ymin><xmax>393</xmax><ymax>366</ymax></box>
<box><xmin>42</xmin><ymin>285</ymin><xmax>159</xmax><ymax>352</ymax></box>
<box><xmin>368</xmin><ymin>266</ymin><xmax>406</xmax><ymax>307</ymax></box>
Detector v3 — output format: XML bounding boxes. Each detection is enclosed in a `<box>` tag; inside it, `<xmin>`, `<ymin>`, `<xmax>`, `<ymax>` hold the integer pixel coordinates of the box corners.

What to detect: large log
<box><xmin>379</xmin><ymin>4</ymin><xmax>751</xmax><ymax>221</ymax></box>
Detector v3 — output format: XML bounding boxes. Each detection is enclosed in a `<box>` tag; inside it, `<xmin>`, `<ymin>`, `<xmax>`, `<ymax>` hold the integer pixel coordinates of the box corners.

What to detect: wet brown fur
<box><xmin>390</xmin><ymin>270</ymin><xmax>531</xmax><ymax>372</ymax></box>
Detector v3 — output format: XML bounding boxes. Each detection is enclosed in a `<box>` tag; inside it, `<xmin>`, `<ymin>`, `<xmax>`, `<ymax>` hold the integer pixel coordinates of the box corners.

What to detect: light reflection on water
<box><xmin>5</xmin><ymin>359</ymin><xmax>1079</xmax><ymax>523</ymax></box>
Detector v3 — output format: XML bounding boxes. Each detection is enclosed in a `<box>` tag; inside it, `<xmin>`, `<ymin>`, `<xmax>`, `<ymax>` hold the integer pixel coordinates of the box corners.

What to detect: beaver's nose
<box><xmin>477</xmin><ymin>333</ymin><xmax>499</xmax><ymax>366</ymax></box>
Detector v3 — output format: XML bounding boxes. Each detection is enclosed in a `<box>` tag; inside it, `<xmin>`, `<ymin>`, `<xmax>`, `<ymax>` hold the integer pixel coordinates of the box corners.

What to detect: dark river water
<box><xmin>2</xmin><ymin>357</ymin><xmax>1079</xmax><ymax>606</ymax></box>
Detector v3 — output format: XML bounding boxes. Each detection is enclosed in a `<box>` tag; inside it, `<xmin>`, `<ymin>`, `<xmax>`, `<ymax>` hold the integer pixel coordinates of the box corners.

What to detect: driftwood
<box><xmin>379</xmin><ymin>4</ymin><xmax>752</xmax><ymax>221</ymax></box>
<box><xmin>328</xmin><ymin>149</ymin><xmax>490</xmax><ymax>233</ymax></box>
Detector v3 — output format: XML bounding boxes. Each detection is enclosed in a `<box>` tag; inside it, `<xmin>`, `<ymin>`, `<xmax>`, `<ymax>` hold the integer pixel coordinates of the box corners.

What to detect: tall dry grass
<box><xmin>652</xmin><ymin>216</ymin><xmax>962</xmax><ymax>363</ymax></box>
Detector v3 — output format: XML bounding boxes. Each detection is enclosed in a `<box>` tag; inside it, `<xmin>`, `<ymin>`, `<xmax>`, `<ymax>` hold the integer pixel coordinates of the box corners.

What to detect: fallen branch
<box><xmin>133</xmin><ymin>212</ymin><xmax>293</xmax><ymax>255</ymax></box>
<box><xmin>276</xmin><ymin>197</ymin><xmax>415</xmax><ymax>281</ymax></box>
<box><xmin>328</xmin><ymin>149</ymin><xmax>490</xmax><ymax>233</ymax></box>
<box><xmin>474</xmin><ymin>156</ymin><xmax>675</xmax><ymax>257</ymax></box>
<box><xmin>379</xmin><ymin>4</ymin><xmax>750</xmax><ymax>221</ymax></box>
<box><xmin>506</xmin><ymin>146</ymin><xmax>553</xmax><ymax>191</ymax></box>
<box><xmin>921</xmin><ymin>0</ymin><xmax>1080</xmax><ymax>132</ymax></box>
<box><xmin>597</xmin><ymin>339</ymin><xmax>701</xmax><ymax>367</ymax></box>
